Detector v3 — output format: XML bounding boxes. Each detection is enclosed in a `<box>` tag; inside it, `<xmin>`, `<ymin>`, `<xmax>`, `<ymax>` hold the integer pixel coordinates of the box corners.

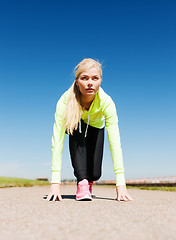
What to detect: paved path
<box><xmin>0</xmin><ymin>185</ymin><xmax>176</xmax><ymax>240</ymax></box>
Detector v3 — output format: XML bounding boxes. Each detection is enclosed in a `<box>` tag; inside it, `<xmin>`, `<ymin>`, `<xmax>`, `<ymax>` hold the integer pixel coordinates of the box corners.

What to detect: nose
<box><xmin>87</xmin><ymin>77</ymin><xmax>93</xmax><ymax>86</ymax></box>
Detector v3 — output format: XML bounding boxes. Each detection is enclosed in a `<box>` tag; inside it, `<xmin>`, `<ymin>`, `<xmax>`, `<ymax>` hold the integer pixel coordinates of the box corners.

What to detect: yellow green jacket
<box><xmin>51</xmin><ymin>87</ymin><xmax>126</xmax><ymax>186</ymax></box>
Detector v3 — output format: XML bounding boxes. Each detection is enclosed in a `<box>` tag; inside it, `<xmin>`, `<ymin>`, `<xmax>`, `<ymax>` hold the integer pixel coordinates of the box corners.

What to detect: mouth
<box><xmin>86</xmin><ymin>88</ymin><xmax>94</xmax><ymax>91</ymax></box>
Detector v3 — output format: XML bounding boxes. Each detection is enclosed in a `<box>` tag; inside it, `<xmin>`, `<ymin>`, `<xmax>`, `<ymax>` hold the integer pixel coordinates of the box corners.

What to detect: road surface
<box><xmin>0</xmin><ymin>185</ymin><xmax>175</xmax><ymax>240</ymax></box>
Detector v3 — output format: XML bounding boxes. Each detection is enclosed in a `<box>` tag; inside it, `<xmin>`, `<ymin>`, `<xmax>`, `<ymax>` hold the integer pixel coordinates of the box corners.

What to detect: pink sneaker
<box><xmin>88</xmin><ymin>181</ymin><xmax>93</xmax><ymax>194</ymax></box>
<box><xmin>76</xmin><ymin>179</ymin><xmax>92</xmax><ymax>201</ymax></box>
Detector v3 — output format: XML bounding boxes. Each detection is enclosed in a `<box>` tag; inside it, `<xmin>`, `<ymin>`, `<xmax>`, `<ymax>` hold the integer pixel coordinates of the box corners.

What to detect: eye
<box><xmin>93</xmin><ymin>76</ymin><xmax>99</xmax><ymax>80</ymax></box>
<box><xmin>81</xmin><ymin>76</ymin><xmax>87</xmax><ymax>80</ymax></box>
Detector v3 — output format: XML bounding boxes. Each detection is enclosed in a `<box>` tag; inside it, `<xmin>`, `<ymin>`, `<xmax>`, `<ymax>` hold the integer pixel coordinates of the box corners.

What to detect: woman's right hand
<box><xmin>46</xmin><ymin>183</ymin><xmax>62</xmax><ymax>201</ymax></box>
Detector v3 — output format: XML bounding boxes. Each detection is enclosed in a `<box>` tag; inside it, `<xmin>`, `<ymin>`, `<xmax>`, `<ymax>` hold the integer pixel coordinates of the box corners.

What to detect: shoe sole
<box><xmin>76</xmin><ymin>194</ymin><xmax>92</xmax><ymax>201</ymax></box>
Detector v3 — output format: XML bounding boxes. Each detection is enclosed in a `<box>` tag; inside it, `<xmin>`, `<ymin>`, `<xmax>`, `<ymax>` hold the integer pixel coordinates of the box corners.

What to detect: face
<box><xmin>75</xmin><ymin>67</ymin><xmax>102</xmax><ymax>98</ymax></box>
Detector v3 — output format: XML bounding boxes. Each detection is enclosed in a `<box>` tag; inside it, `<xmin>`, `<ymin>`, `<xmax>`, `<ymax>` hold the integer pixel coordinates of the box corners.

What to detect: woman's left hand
<box><xmin>115</xmin><ymin>185</ymin><xmax>134</xmax><ymax>202</ymax></box>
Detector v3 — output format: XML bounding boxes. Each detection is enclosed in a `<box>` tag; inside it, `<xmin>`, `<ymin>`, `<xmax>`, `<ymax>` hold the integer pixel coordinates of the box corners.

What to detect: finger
<box><xmin>53</xmin><ymin>195</ymin><xmax>57</xmax><ymax>201</ymax></box>
<box><xmin>58</xmin><ymin>195</ymin><xmax>62</xmax><ymax>202</ymax></box>
<box><xmin>46</xmin><ymin>193</ymin><xmax>52</xmax><ymax>201</ymax></box>
<box><xmin>115</xmin><ymin>197</ymin><xmax>123</xmax><ymax>202</ymax></box>
<box><xmin>126</xmin><ymin>194</ymin><xmax>134</xmax><ymax>201</ymax></box>
<box><xmin>122</xmin><ymin>196</ymin><xmax>128</xmax><ymax>202</ymax></box>
<box><xmin>117</xmin><ymin>195</ymin><xmax>121</xmax><ymax>201</ymax></box>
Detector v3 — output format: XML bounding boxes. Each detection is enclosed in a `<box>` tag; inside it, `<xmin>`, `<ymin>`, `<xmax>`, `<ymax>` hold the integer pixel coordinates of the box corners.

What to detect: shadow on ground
<box><xmin>43</xmin><ymin>195</ymin><xmax>115</xmax><ymax>201</ymax></box>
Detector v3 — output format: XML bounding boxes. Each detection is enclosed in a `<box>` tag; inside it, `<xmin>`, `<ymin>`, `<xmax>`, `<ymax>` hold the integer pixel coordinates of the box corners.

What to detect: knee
<box><xmin>92</xmin><ymin>172</ymin><xmax>101</xmax><ymax>181</ymax></box>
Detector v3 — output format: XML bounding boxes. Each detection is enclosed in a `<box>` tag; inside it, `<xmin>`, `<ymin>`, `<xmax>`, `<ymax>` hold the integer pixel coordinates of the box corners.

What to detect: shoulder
<box><xmin>98</xmin><ymin>87</ymin><xmax>115</xmax><ymax>106</ymax></box>
<box><xmin>55</xmin><ymin>89</ymin><xmax>70</xmax><ymax>114</ymax></box>
<box><xmin>56</xmin><ymin>89</ymin><xmax>70</xmax><ymax>105</ymax></box>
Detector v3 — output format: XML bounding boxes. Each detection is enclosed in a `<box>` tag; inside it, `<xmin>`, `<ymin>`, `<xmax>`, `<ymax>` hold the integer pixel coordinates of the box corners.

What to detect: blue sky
<box><xmin>0</xmin><ymin>0</ymin><xmax>175</xmax><ymax>181</ymax></box>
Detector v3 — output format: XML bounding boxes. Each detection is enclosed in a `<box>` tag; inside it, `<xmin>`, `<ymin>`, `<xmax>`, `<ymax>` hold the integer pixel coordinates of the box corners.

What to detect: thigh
<box><xmin>69</xmin><ymin>121</ymin><xmax>87</xmax><ymax>172</ymax></box>
<box><xmin>86</xmin><ymin>126</ymin><xmax>104</xmax><ymax>175</ymax></box>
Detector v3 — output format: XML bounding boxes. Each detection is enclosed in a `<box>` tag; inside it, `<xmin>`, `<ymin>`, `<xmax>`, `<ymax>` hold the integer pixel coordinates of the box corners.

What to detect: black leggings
<box><xmin>69</xmin><ymin>119</ymin><xmax>104</xmax><ymax>185</ymax></box>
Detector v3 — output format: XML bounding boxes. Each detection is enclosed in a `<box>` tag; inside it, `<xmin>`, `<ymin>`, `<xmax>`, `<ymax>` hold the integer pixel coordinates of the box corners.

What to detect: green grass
<box><xmin>126</xmin><ymin>185</ymin><xmax>176</xmax><ymax>192</ymax></box>
<box><xmin>95</xmin><ymin>184</ymin><xmax>176</xmax><ymax>192</ymax></box>
<box><xmin>0</xmin><ymin>176</ymin><xmax>50</xmax><ymax>188</ymax></box>
<box><xmin>1</xmin><ymin>177</ymin><xmax>176</xmax><ymax>191</ymax></box>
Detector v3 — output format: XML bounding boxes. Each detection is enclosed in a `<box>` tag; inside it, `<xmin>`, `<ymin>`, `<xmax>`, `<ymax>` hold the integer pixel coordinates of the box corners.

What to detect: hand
<box><xmin>115</xmin><ymin>185</ymin><xmax>134</xmax><ymax>202</ymax></box>
<box><xmin>46</xmin><ymin>183</ymin><xmax>62</xmax><ymax>202</ymax></box>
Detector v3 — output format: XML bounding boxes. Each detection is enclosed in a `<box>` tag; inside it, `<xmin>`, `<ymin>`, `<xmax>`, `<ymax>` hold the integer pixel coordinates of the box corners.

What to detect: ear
<box><xmin>75</xmin><ymin>79</ymin><xmax>78</xmax><ymax>86</ymax></box>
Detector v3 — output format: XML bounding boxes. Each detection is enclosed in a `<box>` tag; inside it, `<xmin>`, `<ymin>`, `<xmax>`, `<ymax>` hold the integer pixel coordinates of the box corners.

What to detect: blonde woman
<box><xmin>47</xmin><ymin>58</ymin><xmax>134</xmax><ymax>202</ymax></box>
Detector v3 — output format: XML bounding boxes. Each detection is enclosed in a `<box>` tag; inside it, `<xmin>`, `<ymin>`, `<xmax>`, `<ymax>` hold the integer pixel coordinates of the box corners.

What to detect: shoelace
<box><xmin>78</xmin><ymin>184</ymin><xmax>89</xmax><ymax>192</ymax></box>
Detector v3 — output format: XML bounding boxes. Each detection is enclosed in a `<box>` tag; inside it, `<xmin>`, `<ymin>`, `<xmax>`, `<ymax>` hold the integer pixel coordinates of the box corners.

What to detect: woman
<box><xmin>47</xmin><ymin>58</ymin><xmax>134</xmax><ymax>202</ymax></box>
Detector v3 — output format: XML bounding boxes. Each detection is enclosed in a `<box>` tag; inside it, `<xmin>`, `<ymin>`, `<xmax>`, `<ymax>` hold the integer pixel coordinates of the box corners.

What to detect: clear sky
<box><xmin>0</xmin><ymin>0</ymin><xmax>175</xmax><ymax>182</ymax></box>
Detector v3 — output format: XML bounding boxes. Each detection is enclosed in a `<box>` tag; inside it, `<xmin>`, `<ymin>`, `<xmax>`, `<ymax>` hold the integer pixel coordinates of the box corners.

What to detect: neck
<box><xmin>80</xmin><ymin>94</ymin><xmax>95</xmax><ymax>110</ymax></box>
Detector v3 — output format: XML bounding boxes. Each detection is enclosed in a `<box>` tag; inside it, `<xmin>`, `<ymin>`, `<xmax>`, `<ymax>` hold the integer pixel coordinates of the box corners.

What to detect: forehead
<box><xmin>79</xmin><ymin>67</ymin><xmax>101</xmax><ymax>76</ymax></box>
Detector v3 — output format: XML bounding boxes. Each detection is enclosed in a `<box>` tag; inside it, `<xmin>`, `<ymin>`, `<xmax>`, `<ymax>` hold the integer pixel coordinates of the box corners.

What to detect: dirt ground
<box><xmin>0</xmin><ymin>185</ymin><xmax>176</xmax><ymax>240</ymax></box>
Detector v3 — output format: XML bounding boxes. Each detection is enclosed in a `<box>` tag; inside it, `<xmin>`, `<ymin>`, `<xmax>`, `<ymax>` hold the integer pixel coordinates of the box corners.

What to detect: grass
<box><xmin>95</xmin><ymin>184</ymin><xmax>176</xmax><ymax>192</ymax></box>
<box><xmin>126</xmin><ymin>185</ymin><xmax>176</xmax><ymax>192</ymax></box>
<box><xmin>1</xmin><ymin>177</ymin><xmax>176</xmax><ymax>191</ymax></box>
<box><xmin>0</xmin><ymin>176</ymin><xmax>50</xmax><ymax>188</ymax></box>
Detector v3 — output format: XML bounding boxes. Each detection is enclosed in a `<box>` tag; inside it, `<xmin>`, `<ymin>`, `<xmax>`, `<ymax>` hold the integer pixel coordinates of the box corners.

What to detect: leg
<box><xmin>69</xmin><ymin>120</ymin><xmax>89</xmax><ymax>183</ymax></box>
<box><xmin>86</xmin><ymin>125</ymin><xmax>104</xmax><ymax>182</ymax></box>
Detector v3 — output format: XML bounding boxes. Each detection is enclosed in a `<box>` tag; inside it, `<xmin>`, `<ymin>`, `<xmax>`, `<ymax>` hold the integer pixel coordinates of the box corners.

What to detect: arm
<box><xmin>47</xmin><ymin>92</ymin><xmax>68</xmax><ymax>201</ymax></box>
<box><xmin>103</xmin><ymin>96</ymin><xmax>134</xmax><ymax>201</ymax></box>
<box><xmin>103</xmin><ymin>96</ymin><xmax>126</xmax><ymax>186</ymax></box>
<box><xmin>51</xmin><ymin>93</ymin><xmax>67</xmax><ymax>183</ymax></box>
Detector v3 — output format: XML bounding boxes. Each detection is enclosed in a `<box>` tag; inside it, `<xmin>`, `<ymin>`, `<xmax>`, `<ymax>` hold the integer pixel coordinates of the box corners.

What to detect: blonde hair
<box><xmin>63</xmin><ymin>58</ymin><xmax>102</xmax><ymax>135</ymax></box>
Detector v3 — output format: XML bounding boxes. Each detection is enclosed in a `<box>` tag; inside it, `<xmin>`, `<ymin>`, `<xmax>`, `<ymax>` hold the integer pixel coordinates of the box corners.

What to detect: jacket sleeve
<box><xmin>102</xmin><ymin>96</ymin><xmax>126</xmax><ymax>186</ymax></box>
<box><xmin>51</xmin><ymin>92</ymin><xmax>67</xmax><ymax>183</ymax></box>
